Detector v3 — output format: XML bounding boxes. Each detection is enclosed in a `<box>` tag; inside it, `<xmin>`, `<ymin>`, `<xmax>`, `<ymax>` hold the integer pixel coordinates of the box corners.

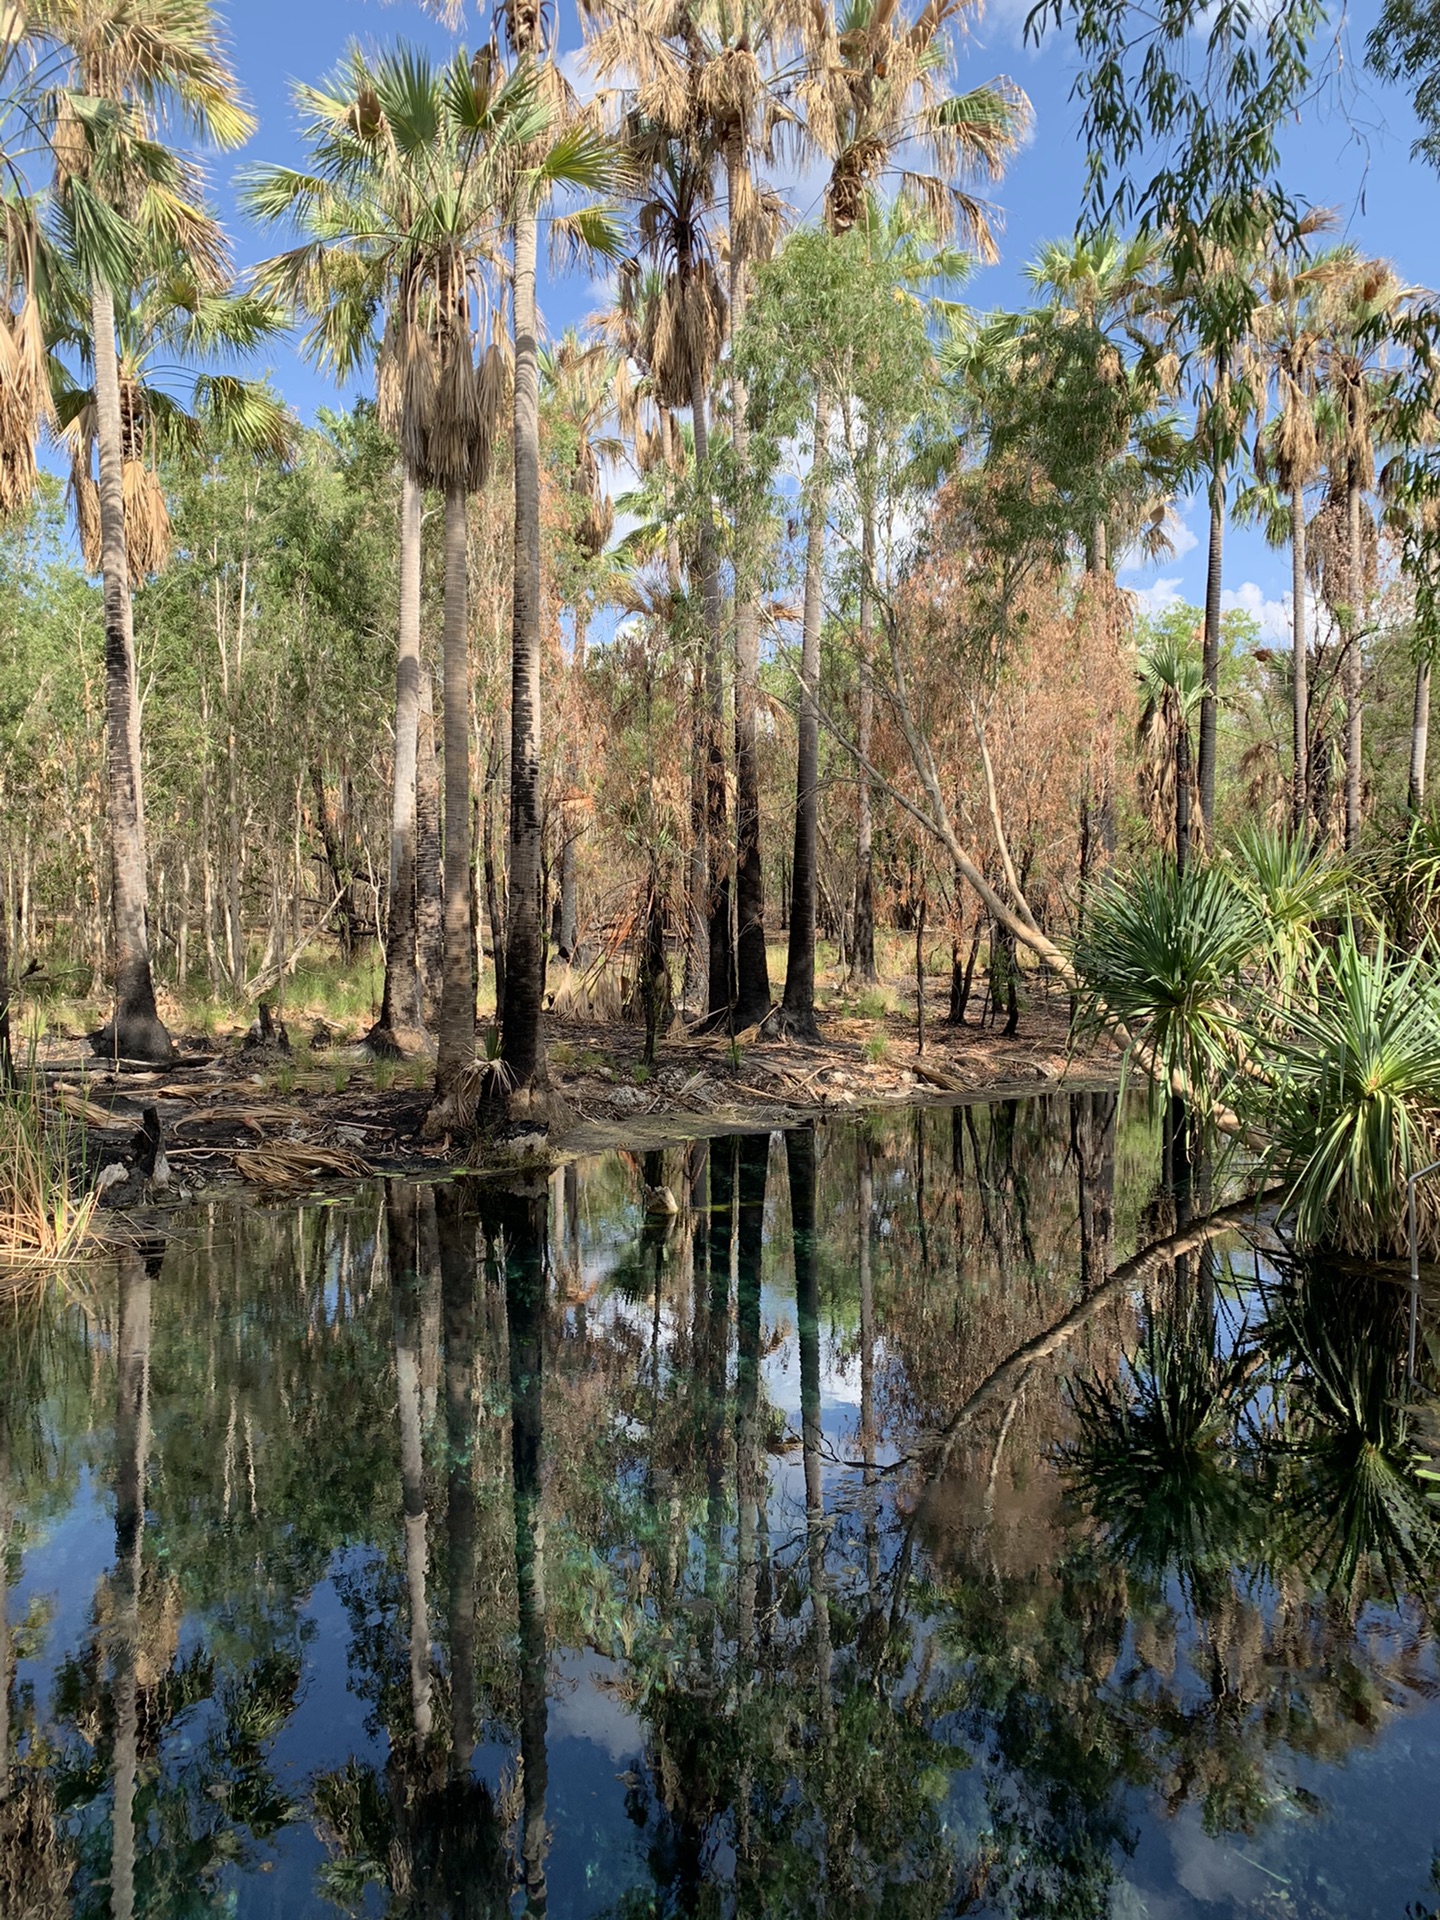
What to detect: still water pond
<box><xmin>4</xmin><ymin>1092</ymin><xmax>1440</xmax><ymax>1918</ymax></box>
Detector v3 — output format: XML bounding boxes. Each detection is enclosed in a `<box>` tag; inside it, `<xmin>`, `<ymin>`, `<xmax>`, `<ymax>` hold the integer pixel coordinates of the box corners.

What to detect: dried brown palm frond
<box><xmin>121</xmin><ymin>457</ymin><xmax>170</xmax><ymax>574</ymax></box>
<box><xmin>699</xmin><ymin>42</ymin><xmax>761</xmax><ymax>151</ymax></box>
<box><xmin>0</xmin><ymin>216</ymin><xmax>52</xmax><ymax>517</ymax></box>
<box><xmin>642</xmin><ymin>257</ymin><xmax>726</xmax><ymax>408</ymax></box>
<box><xmin>234</xmin><ymin>1143</ymin><xmax>374</xmax><ymax>1189</ymax></box>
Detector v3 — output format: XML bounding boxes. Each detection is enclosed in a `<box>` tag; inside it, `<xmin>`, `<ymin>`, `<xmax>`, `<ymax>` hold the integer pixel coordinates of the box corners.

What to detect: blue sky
<box><xmin>214</xmin><ymin>0</ymin><xmax>1439</xmax><ymax>637</ymax></box>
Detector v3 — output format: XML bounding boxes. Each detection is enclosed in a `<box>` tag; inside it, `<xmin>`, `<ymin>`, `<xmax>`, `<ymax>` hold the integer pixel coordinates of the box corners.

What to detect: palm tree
<box><xmin>247</xmin><ymin>48</ymin><xmax>552</xmax><ymax>1098</ymax></box>
<box><xmin>778</xmin><ymin>9</ymin><xmax>1027</xmax><ymax>1036</ymax></box>
<box><xmin>1137</xmin><ymin>624</ymin><xmax>1204</xmax><ymax>871</ymax></box>
<box><xmin>35</xmin><ymin>0</ymin><xmax>255</xmax><ymax>1062</ymax></box>
<box><xmin>1312</xmin><ymin>255</ymin><xmax>1408</xmax><ymax>851</ymax></box>
<box><xmin>1251</xmin><ymin>243</ymin><xmax>1356</xmax><ymax>834</ymax></box>
<box><xmin>540</xmin><ymin>330</ymin><xmax>619</xmax><ymax>961</ymax></box>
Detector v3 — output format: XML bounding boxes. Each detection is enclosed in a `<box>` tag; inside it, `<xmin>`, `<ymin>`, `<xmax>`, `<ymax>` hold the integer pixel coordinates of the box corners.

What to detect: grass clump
<box><xmin>863</xmin><ymin>1031</ymin><xmax>889</xmax><ymax>1066</ymax></box>
<box><xmin>0</xmin><ymin>1067</ymin><xmax>97</xmax><ymax>1263</ymax></box>
<box><xmin>857</xmin><ymin>987</ymin><xmax>895</xmax><ymax>1022</ymax></box>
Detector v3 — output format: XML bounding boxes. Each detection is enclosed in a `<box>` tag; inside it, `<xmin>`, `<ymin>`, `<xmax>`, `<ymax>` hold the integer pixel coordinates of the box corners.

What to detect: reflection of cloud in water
<box><xmin>550</xmin><ymin>1646</ymin><xmax>642</xmax><ymax>1762</ymax></box>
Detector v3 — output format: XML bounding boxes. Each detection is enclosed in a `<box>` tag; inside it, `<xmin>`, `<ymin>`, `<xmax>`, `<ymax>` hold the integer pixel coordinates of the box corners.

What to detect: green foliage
<box><xmin>1228</xmin><ymin>822</ymin><xmax>1360</xmax><ymax>992</ymax></box>
<box><xmin>1264</xmin><ymin>930</ymin><xmax>1440</xmax><ymax>1256</ymax></box>
<box><xmin>1073</xmin><ymin>857</ymin><xmax>1264</xmax><ymax>1120</ymax></box>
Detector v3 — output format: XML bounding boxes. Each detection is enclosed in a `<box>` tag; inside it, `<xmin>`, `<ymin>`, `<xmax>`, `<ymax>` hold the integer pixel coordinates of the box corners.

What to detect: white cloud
<box><xmin>1117</xmin><ymin>509</ymin><xmax>1198</xmax><ymax>579</ymax></box>
<box><xmin>1219</xmin><ymin>580</ymin><xmax>1330</xmax><ymax>646</ymax></box>
<box><xmin>1132</xmin><ymin>576</ymin><xmax>1185</xmax><ymax>617</ymax></box>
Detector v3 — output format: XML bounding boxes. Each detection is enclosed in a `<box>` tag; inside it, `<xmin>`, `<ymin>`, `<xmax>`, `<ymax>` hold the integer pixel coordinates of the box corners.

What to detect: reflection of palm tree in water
<box><xmin>787</xmin><ymin>1126</ymin><xmax>833</xmax><ymax>1735</ymax></box>
<box><xmin>735</xmin><ymin>1134</ymin><xmax>769</xmax><ymax>1679</ymax></box>
<box><xmin>490</xmin><ymin>1183</ymin><xmax>551</xmax><ymax>1918</ymax></box>
<box><xmin>388</xmin><ymin>1184</ymin><xmax>434</xmax><ymax>1744</ymax></box>
<box><xmin>110</xmin><ymin>1245</ymin><xmax>154</xmax><ymax>1920</ymax></box>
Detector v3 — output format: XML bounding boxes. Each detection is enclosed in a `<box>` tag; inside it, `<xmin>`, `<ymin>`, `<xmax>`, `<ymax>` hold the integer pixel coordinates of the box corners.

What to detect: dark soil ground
<box><xmin>24</xmin><ymin>969</ymin><xmax>1119</xmax><ymax>1209</ymax></box>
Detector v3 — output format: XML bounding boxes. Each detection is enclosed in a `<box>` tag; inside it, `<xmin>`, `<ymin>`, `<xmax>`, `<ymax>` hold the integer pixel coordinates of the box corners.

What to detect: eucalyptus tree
<box><xmin>35</xmin><ymin>0</ymin><xmax>255</xmax><ymax>1062</ymax></box>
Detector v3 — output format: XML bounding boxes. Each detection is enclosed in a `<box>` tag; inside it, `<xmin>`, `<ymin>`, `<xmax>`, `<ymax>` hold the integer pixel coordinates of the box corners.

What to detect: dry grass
<box><xmin>0</xmin><ymin>1068</ymin><xmax>97</xmax><ymax>1264</ymax></box>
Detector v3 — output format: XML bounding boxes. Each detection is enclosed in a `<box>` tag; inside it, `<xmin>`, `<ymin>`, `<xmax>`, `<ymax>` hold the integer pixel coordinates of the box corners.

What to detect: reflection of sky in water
<box><xmin>5</xmin><ymin>1103</ymin><xmax>1440</xmax><ymax>1918</ymax></box>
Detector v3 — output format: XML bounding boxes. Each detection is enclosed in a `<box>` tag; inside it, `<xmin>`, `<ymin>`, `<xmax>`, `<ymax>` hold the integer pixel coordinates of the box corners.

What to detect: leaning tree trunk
<box><xmin>90</xmin><ymin>281</ymin><xmax>171</xmax><ymax>1064</ymax></box>
<box><xmin>1290</xmin><ymin>481</ymin><xmax>1310</xmax><ymax>834</ymax></box>
<box><xmin>500</xmin><ymin>200</ymin><xmax>547</xmax><ymax>1099</ymax></box>
<box><xmin>1343</xmin><ymin>436</ymin><xmax>1364</xmax><ymax>851</ymax></box>
<box><xmin>780</xmin><ymin>394</ymin><xmax>827</xmax><ymax>1040</ymax></box>
<box><xmin>435</xmin><ymin>483</ymin><xmax>475</xmax><ymax>1098</ymax></box>
<box><xmin>376</xmin><ymin>470</ymin><xmax>427</xmax><ymax>1046</ymax></box>
<box><xmin>853</xmin><ymin>492</ymin><xmax>878</xmax><ymax>985</ymax></box>
<box><xmin>1197</xmin><ymin>430</ymin><xmax>1226</xmax><ymax>836</ymax></box>
<box><xmin>691</xmin><ymin>358</ymin><xmax>733</xmax><ymax>1022</ymax></box>
<box><xmin>728</xmin><ymin>149</ymin><xmax>770</xmax><ymax>1028</ymax></box>
<box><xmin>1411</xmin><ymin>653</ymin><xmax>1432</xmax><ymax>817</ymax></box>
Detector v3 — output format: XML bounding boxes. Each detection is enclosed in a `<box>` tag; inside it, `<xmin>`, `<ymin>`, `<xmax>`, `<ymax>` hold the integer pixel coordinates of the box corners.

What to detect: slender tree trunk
<box><xmin>378</xmin><ymin>472</ymin><xmax>426</xmax><ymax>1044</ymax></box>
<box><xmin>1344</xmin><ymin>438</ymin><xmax>1364</xmax><ymax>851</ymax></box>
<box><xmin>496</xmin><ymin>1186</ymin><xmax>549</xmax><ymax>1916</ymax></box>
<box><xmin>781</xmin><ymin>394</ymin><xmax>827</xmax><ymax>1039</ymax></box>
<box><xmin>1175</xmin><ymin>720</ymin><xmax>1192</xmax><ymax>876</ymax></box>
<box><xmin>854</xmin><ymin>500</ymin><xmax>878</xmax><ymax>984</ymax></box>
<box><xmin>0</xmin><ymin>873</ymin><xmax>10</xmax><ymax>1090</ymax></box>
<box><xmin>500</xmin><ymin>202</ymin><xmax>547</xmax><ymax>1097</ymax></box>
<box><xmin>483</xmin><ymin>721</ymin><xmax>507</xmax><ymax>1027</ymax></box>
<box><xmin>728</xmin><ymin>152</ymin><xmax>770</xmax><ymax>1027</ymax></box>
<box><xmin>1198</xmin><ymin>435</ymin><xmax>1226</xmax><ymax>835</ymax></box>
<box><xmin>558</xmin><ymin>613</ymin><xmax>586</xmax><ymax>959</ymax></box>
<box><xmin>787</xmin><ymin>1126</ymin><xmax>832</xmax><ymax>1732</ymax></box>
<box><xmin>1411</xmin><ymin>654</ymin><xmax>1431</xmax><ymax>816</ymax></box>
<box><xmin>686</xmin><ymin>653</ymin><xmax>709</xmax><ymax>1013</ymax></box>
<box><xmin>1291</xmin><ymin>482</ymin><xmax>1310</xmax><ymax>833</ymax></box>
<box><xmin>416</xmin><ymin>669</ymin><xmax>444</xmax><ymax>1022</ymax></box>
<box><xmin>90</xmin><ymin>281</ymin><xmax>171</xmax><ymax>1063</ymax></box>
<box><xmin>435</xmin><ymin>483</ymin><xmax>475</xmax><ymax>1096</ymax></box>
<box><xmin>438</xmin><ymin>1185</ymin><xmax>477</xmax><ymax>1775</ymax></box>
<box><xmin>691</xmin><ymin>361</ymin><xmax>733</xmax><ymax>1022</ymax></box>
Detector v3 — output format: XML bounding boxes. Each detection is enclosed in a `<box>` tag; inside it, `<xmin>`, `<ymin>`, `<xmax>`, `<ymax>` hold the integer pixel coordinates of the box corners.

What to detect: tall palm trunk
<box><xmin>691</xmin><ymin>360</ymin><xmax>733</xmax><ymax>1020</ymax></box>
<box><xmin>1175</xmin><ymin>718</ymin><xmax>1192</xmax><ymax>875</ymax></box>
<box><xmin>378</xmin><ymin>471</ymin><xmax>427</xmax><ymax>1044</ymax></box>
<box><xmin>853</xmin><ymin>493</ymin><xmax>878</xmax><ymax>985</ymax></box>
<box><xmin>90</xmin><ymin>281</ymin><xmax>171</xmax><ymax>1064</ymax></box>
<box><xmin>1343</xmin><ymin>434</ymin><xmax>1364</xmax><ymax>850</ymax></box>
<box><xmin>780</xmin><ymin>394</ymin><xmax>827</xmax><ymax>1040</ymax></box>
<box><xmin>501</xmin><ymin>202</ymin><xmax>546</xmax><ymax>1095</ymax></box>
<box><xmin>1290</xmin><ymin>482</ymin><xmax>1310</xmax><ymax>832</ymax></box>
<box><xmin>728</xmin><ymin>151</ymin><xmax>770</xmax><ymax>1027</ymax></box>
<box><xmin>1197</xmin><ymin>411</ymin><xmax>1226</xmax><ymax>835</ymax></box>
<box><xmin>1410</xmin><ymin>654</ymin><xmax>1431</xmax><ymax>816</ymax></box>
<box><xmin>435</xmin><ymin>482</ymin><xmax>475</xmax><ymax>1095</ymax></box>
<box><xmin>416</xmin><ymin>670</ymin><xmax>444</xmax><ymax>1019</ymax></box>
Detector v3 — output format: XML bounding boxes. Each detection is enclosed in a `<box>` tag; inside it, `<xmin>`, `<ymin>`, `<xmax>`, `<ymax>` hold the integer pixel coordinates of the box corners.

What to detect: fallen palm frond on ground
<box><xmin>233</xmin><ymin>1143</ymin><xmax>374</xmax><ymax>1190</ymax></box>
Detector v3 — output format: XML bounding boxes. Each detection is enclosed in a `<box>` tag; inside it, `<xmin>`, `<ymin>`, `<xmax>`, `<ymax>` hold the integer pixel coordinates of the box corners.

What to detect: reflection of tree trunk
<box><xmin>735</xmin><ymin>1135</ymin><xmax>768</xmax><ymax>1679</ymax></box>
<box><xmin>436</xmin><ymin>1185</ymin><xmax>477</xmax><ymax>1775</ymax></box>
<box><xmin>705</xmin><ymin>1142</ymin><xmax>734</xmax><ymax>1617</ymax></box>
<box><xmin>1072</xmin><ymin>1091</ymin><xmax>1116</xmax><ymax>1292</ymax></box>
<box><xmin>494</xmin><ymin>1186</ymin><xmax>549</xmax><ymax>1917</ymax></box>
<box><xmin>786</xmin><ymin>1126</ymin><xmax>832</xmax><ymax>1733</ymax></box>
<box><xmin>389</xmin><ymin>1185</ymin><xmax>434</xmax><ymax>1743</ymax></box>
<box><xmin>858</xmin><ymin>1137</ymin><xmax>880</xmax><ymax>1600</ymax></box>
<box><xmin>0</xmin><ymin>1410</ymin><xmax>9</xmax><ymax>1802</ymax></box>
<box><xmin>110</xmin><ymin>1248</ymin><xmax>153</xmax><ymax>1920</ymax></box>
